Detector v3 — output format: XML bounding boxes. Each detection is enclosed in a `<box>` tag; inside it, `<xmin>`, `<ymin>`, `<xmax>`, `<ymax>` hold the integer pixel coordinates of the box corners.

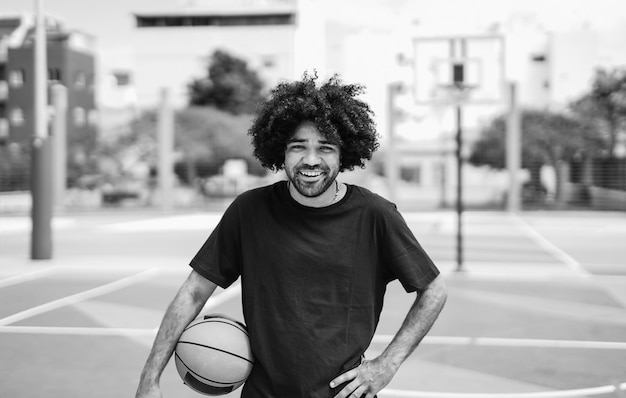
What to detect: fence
<box><xmin>568</xmin><ymin>157</ymin><xmax>626</xmax><ymax>211</ymax></box>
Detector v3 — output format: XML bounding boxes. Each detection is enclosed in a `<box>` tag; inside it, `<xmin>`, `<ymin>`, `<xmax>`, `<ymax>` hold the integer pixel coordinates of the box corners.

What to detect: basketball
<box><xmin>175</xmin><ymin>313</ymin><xmax>254</xmax><ymax>395</ymax></box>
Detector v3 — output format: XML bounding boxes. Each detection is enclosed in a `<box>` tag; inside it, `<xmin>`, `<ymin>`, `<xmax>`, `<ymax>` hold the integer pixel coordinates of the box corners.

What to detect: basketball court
<box><xmin>1</xmin><ymin>209</ymin><xmax>625</xmax><ymax>397</ymax></box>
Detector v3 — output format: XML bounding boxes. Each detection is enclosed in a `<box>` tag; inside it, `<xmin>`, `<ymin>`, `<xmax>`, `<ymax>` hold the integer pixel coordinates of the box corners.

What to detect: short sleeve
<box><xmin>189</xmin><ymin>200</ymin><xmax>242</xmax><ymax>288</ymax></box>
<box><xmin>378</xmin><ymin>204</ymin><xmax>439</xmax><ymax>293</ymax></box>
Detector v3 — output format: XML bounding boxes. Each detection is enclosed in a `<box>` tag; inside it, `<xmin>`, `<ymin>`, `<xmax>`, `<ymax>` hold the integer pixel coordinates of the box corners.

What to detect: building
<box><xmin>0</xmin><ymin>15</ymin><xmax>26</xmax><ymax>144</ymax></box>
<box><xmin>387</xmin><ymin>11</ymin><xmax>626</xmax><ymax>208</ymax></box>
<box><xmin>0</xmin><ymin>13</ymin><xmax>97</xmax><ymax>197</ymax></box>
<box><xmin>0</xmin><ymin>14</ymin><xmax>97</xmax><ymax>147</ymax></box>
<box><xmin>130</xmin><ymin>0</ymin><xmax>324</xmax><ymax>108</ymax></box>
<box><xmin>117</xmin><ymin>1</ymin><xmax>626</xmax><ymax>207</ymax></box>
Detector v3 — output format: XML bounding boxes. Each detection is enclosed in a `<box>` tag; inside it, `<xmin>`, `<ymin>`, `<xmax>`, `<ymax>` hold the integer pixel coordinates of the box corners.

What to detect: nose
<box><xmin>302</xmin><ymin>148</ymin><xmax>321</xmax><ymax>166</ymax></box>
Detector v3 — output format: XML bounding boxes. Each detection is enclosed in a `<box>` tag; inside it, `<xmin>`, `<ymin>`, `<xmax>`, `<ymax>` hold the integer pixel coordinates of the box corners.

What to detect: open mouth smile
<box><xmin>298</xmin><ymin>170</ymin><xmax>325</xmax><ymax>178</ymax></box>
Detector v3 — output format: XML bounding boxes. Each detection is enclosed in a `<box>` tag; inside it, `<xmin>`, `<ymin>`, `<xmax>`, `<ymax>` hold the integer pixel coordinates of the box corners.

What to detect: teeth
<box><xmin>300</xmin><ymin>170</ymin><xmax>323</xmax><ymax>177</ymax></box>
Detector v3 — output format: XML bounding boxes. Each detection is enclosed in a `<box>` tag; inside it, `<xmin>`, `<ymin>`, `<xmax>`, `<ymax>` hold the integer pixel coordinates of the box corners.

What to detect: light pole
<box><xmin>506</xmin><ymin>82</ymin><xmax>521</xmax><ymax>213</ymax></box>
<box><xmin>454</xmin><ymin>100</ymin><xmax>463</xmax><ymax>271</ymax></box>
<box><xmin>31</xmin><ymin>0</ymin><xmax>53</xmax><ymax>260</ymax></box>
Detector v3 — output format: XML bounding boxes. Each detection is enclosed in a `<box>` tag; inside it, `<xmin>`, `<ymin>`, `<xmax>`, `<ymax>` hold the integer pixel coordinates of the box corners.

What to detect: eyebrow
<box><xmin>286</xmin><ymin>137</ymin><xmax>336</xmax><ymax>145</ymax></box>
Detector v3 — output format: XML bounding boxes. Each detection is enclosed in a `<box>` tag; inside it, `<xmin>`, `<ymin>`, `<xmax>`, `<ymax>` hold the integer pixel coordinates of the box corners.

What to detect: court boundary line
<box><xmin>0</xmin><ymin>325</ymin><xmax>158</xmax><ymax>336</ymax></box>
<box><xmin>374</xmin><ymin>335</ymin><xmax>626</xmax><ymax>350</ymax></box>
<box><xmin>2</xmin><ymin>324</ymin><xmax>624</xmax><ymax>352</ymax></box>
<box><xmin>201</xmin><ymin>282</ymin><xmax>241</xmax><ymax>312</ymax></box>
<box><xmin>0</xmin><ymin>266</ymin><xmax>61</xmax><ymax>288</ymax></box>
<box><xmin>0</xmin><ymin>268</ymin><xmax>162</xmax><ymax>326</ymax></box>
<box><xmin>0</xmin><ymin>280</ymin><xmax>242</xmax><ymax>331</ymax></box>
<box><xmin>381</xmin><ymin>382</ymin><xmax>626</xmax><ymax>398</ymax></box>
<box><xmin>510</xmin><ymin>214</ymin><xmax>591</xmax><ymax>277</ymax></box>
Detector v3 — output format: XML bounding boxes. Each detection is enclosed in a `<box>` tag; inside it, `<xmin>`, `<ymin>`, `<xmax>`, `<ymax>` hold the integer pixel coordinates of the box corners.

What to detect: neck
<box><xmin>287</xmin><ymin>180</ymin><xmax>340</xmax><ymax>208</ymax></box>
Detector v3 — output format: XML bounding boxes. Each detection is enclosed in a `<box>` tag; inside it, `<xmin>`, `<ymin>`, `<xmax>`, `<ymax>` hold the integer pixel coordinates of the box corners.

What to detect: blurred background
<box><xmin>0</xmin><ymin>0</ymin><xmax>625</xmax><ymax>215</ymax></box>
<box><xmin>1</xmin><ymin>2</ymin><xmax>626</xmax><ymax>397</ymax></box>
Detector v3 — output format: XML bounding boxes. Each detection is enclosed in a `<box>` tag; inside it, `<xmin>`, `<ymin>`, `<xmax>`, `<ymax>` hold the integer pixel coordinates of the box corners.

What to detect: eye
<box><xmin>319</xmin><ymin>146</ymin><xmax>337</xmax><ymax>153</ymax></box>
<box><xmin>286</xmin><ymin>144</ymin><xmax>305</xmax><ymax>151</ymax></box>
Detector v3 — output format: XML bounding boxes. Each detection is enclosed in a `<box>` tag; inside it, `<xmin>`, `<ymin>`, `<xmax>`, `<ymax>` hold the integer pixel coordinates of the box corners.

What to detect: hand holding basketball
<box><xmin>175</xmin><ymin>313</ymin><xmax>254</xmax><ymax>396</ymax></box>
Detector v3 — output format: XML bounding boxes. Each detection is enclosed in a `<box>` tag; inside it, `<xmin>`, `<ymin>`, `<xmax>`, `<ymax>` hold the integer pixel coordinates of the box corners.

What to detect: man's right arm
<box><xmin>136</xmin><ymin>270</ymin><xmax>218</xmax><ymax>398</ymax></box>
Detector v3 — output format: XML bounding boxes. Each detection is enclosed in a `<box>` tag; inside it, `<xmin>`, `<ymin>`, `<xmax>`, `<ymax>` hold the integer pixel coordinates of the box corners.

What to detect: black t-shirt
<box><xmin>190</xmin><ymin>181</ymin><xmax>439</xmax><ymax>398</ymax></box>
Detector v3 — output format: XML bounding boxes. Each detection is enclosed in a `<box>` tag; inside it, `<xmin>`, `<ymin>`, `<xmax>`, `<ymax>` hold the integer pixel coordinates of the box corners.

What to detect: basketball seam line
<box><xmin>177</xmin><ymin>340</ymin><xmax>255</xmax><ymax>365</ymax></box>
<box><xmin>186</xmin><ymin>319</ymin><xmax>249</xmax><ymax>336</ymax></box>
<box><xmin>174</xmin><ymin>352</ymin><xmax>249</xmax><ymax>385</ymax></box>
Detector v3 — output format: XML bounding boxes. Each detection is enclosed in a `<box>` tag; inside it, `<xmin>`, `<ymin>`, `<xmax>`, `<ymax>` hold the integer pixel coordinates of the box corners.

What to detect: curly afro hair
<box><xmin>248</xmin><ymin>72</ymin><xmax>379</xmax><ymax>172</ymax></box>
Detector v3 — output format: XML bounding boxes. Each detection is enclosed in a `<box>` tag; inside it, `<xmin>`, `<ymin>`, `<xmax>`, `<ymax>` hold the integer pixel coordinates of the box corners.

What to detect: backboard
<box><xmin>412</xmin><ymin>35</ymin><xmax>505</xmax><ymax>105</ymax></box>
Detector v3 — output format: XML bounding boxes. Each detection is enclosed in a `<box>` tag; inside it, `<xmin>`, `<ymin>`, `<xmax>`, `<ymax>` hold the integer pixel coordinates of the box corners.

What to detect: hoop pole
<box><xmin>506</xmin><ymin>82</ymin><xmax>521</xmax><ymax>212</ymax></box>
<box><xmin>385</xmin><ymin>83</ymin><xmax>403</xmax><ymax>203</ymax></box>
<box><xmin>31</xmin><ymin>0</ymin><xmax>53</xmax><ymax>260</ymax></box>
<box><xmin>455</xmin><ymin>103</ymin><xmax>464</xmax><ymax>271</ymax></box>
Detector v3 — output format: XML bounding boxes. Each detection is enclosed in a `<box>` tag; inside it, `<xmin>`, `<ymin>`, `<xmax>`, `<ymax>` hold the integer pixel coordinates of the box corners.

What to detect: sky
<box><xmin>0</xmin><ymin>0</ymin><xmax>177</xmax><ymax>49</ymax></box>
<box><xmin>2</xmin><ymin>0</ymin><xmax>625</xmax><ymax>93</ymax></box>
<box><xmin>2</xmin><ymin>0</ymin><xmax>626</xmax><ymax>52</ymax></box>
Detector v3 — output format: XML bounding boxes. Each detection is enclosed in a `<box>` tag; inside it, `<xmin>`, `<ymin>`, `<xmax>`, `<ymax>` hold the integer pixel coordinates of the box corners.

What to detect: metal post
<box><xmin>31</xmin><ymin>0</ymin><xmax>52</xmax><ymax>260</ymax></box>
<box><xmin>386</xmin><ymin>83</ymin><xmax>401</xmax><ymax>203</ymax></box>
<box><xmin>506</xmin><ymin>82</ymin><xmax>521</xmax><ymax>212</ymax></box>
<box><xmin>455</xmin><ymin>103</ymin><xmax>463</xmax><ymax>271</ymax></box>
<box><xmin>157</xmin><ymin>88</ymin><xmax>174</xmax><ymax>210</ymax></box>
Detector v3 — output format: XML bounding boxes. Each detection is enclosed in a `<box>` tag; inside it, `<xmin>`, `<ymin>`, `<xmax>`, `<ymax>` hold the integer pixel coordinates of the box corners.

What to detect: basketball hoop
<box><xmin>434</xmin><ymin>83</ymin><xmax>477</xmax><ymax>106</ymax></box>
<box><xmin>412</xmin><ymin>35</ymin><xmax>505</xmax><ymax>106</ymax></box>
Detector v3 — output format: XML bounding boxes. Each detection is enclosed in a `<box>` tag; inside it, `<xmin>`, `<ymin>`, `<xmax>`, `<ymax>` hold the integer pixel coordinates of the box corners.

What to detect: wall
<box><xmin>131</xmin><ymin>23</ymin><xmax>296</xmax><ymax>108</ymax></box>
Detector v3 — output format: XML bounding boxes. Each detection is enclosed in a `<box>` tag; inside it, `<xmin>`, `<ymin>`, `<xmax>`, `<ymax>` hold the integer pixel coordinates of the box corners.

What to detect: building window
<box><xmin>136</xmin><ymin>13</ymin><xmax>296</xmax><ymax>28</ymax></box>
<box><xmin>73</xmin><ymin>107</ymin><xmax>86</xmax><ymax>126</ymax></box>
<box><xmin>400</xmin><ymin>165</ymin><xmax>422</xmax><ymax>185</ymax></box>
<box><xmin>531</xmin><ymin>54</ymin><xmax>547</xmax><ymax>62</ymax></box>
<box><xmin>48</xmin><ymin>68</ymin><xmax>62</xmax><ymax>82</ymax></box>
<box><xmin>10</xmin><ymin>108</ymin><xmax>25</xmax><ymax>126</ymax></box>
<box><xmin>9</xmin><ymin>69</ymin><xmax>25</xmax><ymax>88</ymax></box>
<box><xmin>113</xmin><ymin>71</ymin><xmax>131</xmax><ymax>86</ymax></box>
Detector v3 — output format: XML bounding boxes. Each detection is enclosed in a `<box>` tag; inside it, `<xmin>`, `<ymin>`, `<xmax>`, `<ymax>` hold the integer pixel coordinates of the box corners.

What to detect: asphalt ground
<box><xmin>1</xmin><ymin>209</ymin><xmax>625</xmax><ymax>398</ymax></box>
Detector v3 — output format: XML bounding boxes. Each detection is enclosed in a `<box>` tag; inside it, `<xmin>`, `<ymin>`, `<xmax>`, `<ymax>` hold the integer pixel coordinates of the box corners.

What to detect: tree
<box><xmin>188</xmin><ymin>50</ymin><xmax>266</xmax><ymax>115</ymax></box>
<box><xmin>174</xmin><ymin>106</ymin><xmax>265</xmax><ymax>183</ymax></box>
<box><xmin>469</xmin><ymin>109</ymin><xmax>602</xmax><ymax>203</ymax></box>
<box><xmin>570</xmin><ymin>67</ymin><xmax>626</xmax><ymax>158</ymax></box>
<box><xmin>97</xmin><ymin>106</ymin><xmax>265</xmax><ymax>187</ymax></box>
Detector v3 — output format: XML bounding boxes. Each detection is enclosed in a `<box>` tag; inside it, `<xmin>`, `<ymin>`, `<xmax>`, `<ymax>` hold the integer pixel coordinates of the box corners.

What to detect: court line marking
<box><xmin>0</xmin><ymin>325</ymin><xmax>158</xmax><ymax>336</ymax></box>
<box><xmin>2</xmin><ymin>322</ymin><xmax>625</xmax><ymax>352</ymax></box>
<box><xmin>0</xmin><ymin>268</ymin><xmax>162</xmax><ymax>326</ymax></box>
<box><xmin>0</xmin><ymin>281</ymin><xmax>242</xmax><ymax>333</ymax></box>
<box><xmin>373</xmin><ymin>335</ymin><xmax>626</xmax><ymax>350</ymax></box>
<box><xmin>98</xmin><ymin>213</ymin><xmax>223</xmax><ymax>233</ymax></box>
<box><xmin>452</xmin><ymin>287</ymin><xmax>626</xmax><ymax>327</ymax></box>
<box><xmin>0</xmin><ymin>266</ymin><xmax>61</xmax><ymax>288</ymax></box>
<box><xmin>381</xmin><ymin>382</ymin><xmax>626</xmax><ymax>398</ymax></box>
<box><xmin>0</xmin><ymin>326</ymin><xmax>623</xmax><ymax>398</ymax></box>
<box><xmin>510</xmin><ymin>214</ymin><xmax>591</xmax><ymax>277</ymax></box>
<box><xmin>202</xmin><ymin>282</ymin><xmax>241</xmax><ymax>312</ymax></box>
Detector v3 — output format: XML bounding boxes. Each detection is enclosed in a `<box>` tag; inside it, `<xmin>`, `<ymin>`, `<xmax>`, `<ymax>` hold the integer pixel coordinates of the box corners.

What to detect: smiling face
<box><xmin>284</xmin><ymin>122</ymin><xmax>341</xmax><ymax>206</ymax></box>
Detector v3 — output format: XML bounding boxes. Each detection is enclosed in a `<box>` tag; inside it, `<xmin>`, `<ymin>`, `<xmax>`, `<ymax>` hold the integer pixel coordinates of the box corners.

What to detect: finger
<box><xmin>329</xmin><ymin>369</ymin><xmax>358</xmax><ymax>389</ymax></box>
<box><xmin>350</xmin><ymin>385</ymin><xmax>367</xmax><ymax>398</ymax></box>
<box><xmin>333</xmin><ymin>378</ymin><xmax>362</xmax><ymax>398</ymax></box>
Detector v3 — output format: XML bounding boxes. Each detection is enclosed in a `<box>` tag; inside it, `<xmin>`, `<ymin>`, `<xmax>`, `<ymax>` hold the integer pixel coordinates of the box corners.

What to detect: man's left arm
<box><xmin>330</xmin><ymin>274</ymin><xmax>447</xmax><ymax>398</ymax></box>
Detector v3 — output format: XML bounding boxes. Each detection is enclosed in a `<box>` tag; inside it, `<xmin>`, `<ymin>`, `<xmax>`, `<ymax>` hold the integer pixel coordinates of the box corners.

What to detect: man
<box><xmin>136</xmin><ymin>73</ymin><xmax>447</xmax><ymax>398</ymax></box>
